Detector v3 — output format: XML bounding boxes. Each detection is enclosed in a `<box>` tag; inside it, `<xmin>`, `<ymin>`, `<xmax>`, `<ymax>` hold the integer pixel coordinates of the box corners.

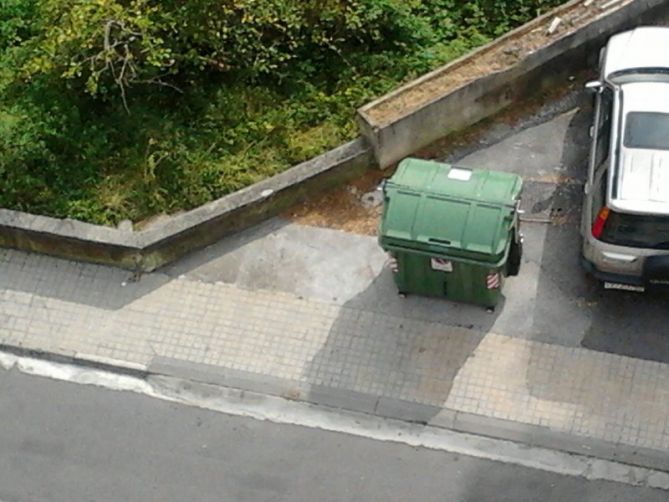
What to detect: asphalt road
<box><xmin>0</xmin><ymin>369</ymin><xmax>666</xmax><ymax>502</ymax></box>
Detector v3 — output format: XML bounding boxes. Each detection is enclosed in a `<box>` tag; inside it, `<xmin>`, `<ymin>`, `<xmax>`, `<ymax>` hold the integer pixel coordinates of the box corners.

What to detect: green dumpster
<box><xmin>379</xmin><ymin>158</ymin><xmax>523</xmax><ymax>309</ymax></box>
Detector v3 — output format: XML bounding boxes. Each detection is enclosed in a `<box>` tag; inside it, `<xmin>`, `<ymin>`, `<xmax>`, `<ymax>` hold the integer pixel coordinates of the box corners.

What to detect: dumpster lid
<box><xmin>380</xmin><ymin>159</ymin><xmax>523</xmax><ymax>260</ymax></box>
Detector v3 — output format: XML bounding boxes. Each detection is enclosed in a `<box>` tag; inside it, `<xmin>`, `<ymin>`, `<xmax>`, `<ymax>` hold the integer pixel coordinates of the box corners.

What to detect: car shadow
<box><xmin>533</xmin><ymin>91</ymin><xmax>669</xmax><ymax>363</ymax></box>
<box><xmin>514</xmin><ymin>94</ymin><xmax>669</xmax><ymax>454</ymax></box>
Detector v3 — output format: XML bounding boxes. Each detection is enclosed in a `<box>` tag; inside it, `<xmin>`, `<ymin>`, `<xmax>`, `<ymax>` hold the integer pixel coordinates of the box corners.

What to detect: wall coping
<box><xmin>359</xmin><ymin>0</ymin><xmax>631</xmax><ymax>127</ymax></box>
<box><xmin>0</xmin><ymin>138</ymin><xmax>373</xmax><ymax>270</ymax></box>
<box><xmin>357</xmin><ymin>0</ymin><xmax>669</xmax><ymax>168</ymax></box>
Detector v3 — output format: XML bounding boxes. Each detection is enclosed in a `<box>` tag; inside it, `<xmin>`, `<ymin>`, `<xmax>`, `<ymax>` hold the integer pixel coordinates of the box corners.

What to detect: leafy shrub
<box><xmin>0</xmin><ymin>0</ymin><xmax>564</xmax><ymax>225</ymax></box>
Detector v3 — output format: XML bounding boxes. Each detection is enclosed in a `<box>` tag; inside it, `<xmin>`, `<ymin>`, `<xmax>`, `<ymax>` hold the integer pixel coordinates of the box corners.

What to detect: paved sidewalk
<box><xmin>2</xmin><ymin>247</ymin><xmax>669</xmax><ymax>470</ymax></box>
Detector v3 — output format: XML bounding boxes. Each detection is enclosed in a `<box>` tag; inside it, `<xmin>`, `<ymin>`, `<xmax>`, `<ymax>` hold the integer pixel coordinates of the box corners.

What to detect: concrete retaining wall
<box><xmin>0</xmin><ymin>139</ymin><xmax>373</xmax><ymax>271</ymax></box>
<box><xmin>358</xmin><ymin>0</ymin><xmax>669</xmax><ymax>168</ymax></box>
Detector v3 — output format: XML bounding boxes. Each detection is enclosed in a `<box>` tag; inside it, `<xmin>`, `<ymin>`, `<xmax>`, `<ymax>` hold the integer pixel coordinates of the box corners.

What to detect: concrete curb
<box><xmin>0</xmin><ymin>343</ymin><xmax>149</xmax><ymax>378</ymax></box>
<box><xmin>358</xmin><ymin>0</ymin><xmax>669</xmax><ymax>168</ymax></box>
<box><xmin>4</xmin><ymin>343</ymin><xmax>668</xmax><ymax>472</ymax></box>
<box><xmin>148</xmin><ymin>355</ymin><xmax>669</xmax><ymax>473</ymax></box>
<box><xmin>0</xmin><ymin>139</ymin><xmax>373</xmax><ymax>271</ymax></box>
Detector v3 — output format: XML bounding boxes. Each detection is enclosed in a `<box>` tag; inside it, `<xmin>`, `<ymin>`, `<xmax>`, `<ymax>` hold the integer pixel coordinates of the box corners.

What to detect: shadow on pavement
<box><xmin>557</xmin><ymin>92</ymin><xmax>592</xmax><ymax>181</ymax></box>
<box><xmin>0</xmin><ymin>218</ymin><xmax>289</xmax><ymax>310</ymax></box>
<box><xmin>512</xmin><ymin>98</ymin><xmax>669</xmax><ymax>460</ymax></box>
<box><xmin>530</xmin><ymin>97</ymin><xmax>669</xmax><ymax>363</ymax></box>
<box><xmin>582</xmin><ymin>288</ymin><xmax>669</xmax><ymax>362</ymax></box>
<box><xmin>161</xmin><ymin>218</ymin><xmax>289</xmax><ymax>285</ymax></box>
<box><xmin>302</xmin><ymin>266</ymin><xmax>499</xmax><ymax>422</ymax></box>
<box><xmin>0</xmin><ymin>248</ymin><xmax>171</xmax><ymax>310</ymax></box>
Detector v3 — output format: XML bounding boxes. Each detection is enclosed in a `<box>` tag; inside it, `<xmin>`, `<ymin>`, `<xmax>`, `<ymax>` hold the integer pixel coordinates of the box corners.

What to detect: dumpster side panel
<box><xmin>444</xmin><ymin>261</ymin><xmax>504</xmax><ymax>308</ymax></box>
<box><xmin>393</xmin><ymin>252</ymin><xmax>442</xmax><ymax>297</ymax></box>
<box><xmin>392</xmin><ymin>251</ymin><xmax>504</xmax><ymax>307</ymax></box>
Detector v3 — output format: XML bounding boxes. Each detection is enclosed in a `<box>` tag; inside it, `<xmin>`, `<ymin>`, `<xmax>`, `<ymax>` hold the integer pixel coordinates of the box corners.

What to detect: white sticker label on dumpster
<box><xmin>431</xmin><ymin>258</ymin><xmax>453</xmax><ymax>272</ymax></box>
<box><xmin>448</xmin><ymin>168</ymin><xmax>472</xmax><ymax>181</ymax></box>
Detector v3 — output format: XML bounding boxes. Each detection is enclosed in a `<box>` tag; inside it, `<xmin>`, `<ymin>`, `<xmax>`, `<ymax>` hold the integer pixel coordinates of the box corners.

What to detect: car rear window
<box><xmin>624</xmin><ymin>112</ymin><xmax>669</xmax><ymax>150</ymax></box>
<box><xmin>602</xmin><ymin>211</ymin><xmax>669</xmax><ymax>249</ymax></box>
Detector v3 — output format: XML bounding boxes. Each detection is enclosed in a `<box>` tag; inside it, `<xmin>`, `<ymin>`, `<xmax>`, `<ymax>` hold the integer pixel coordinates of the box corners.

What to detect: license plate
<box><xmin>604</xmin><ymin>282</ymin><xmax>645</xmax><ymax>292</ymax></box>
<box><xmin>649</xmin><ymin>279</ymin><xmax>669</xmax><ymax>285</ymax></box>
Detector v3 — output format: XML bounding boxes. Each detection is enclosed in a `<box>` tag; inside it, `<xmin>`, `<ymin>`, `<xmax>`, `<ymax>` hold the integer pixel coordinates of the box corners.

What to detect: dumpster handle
<box><xmin>428</xmin><ymin>238</ymin><xmax>451</xmax><ymax>246</ymax></box>
<box><xmin>383</xmin><ymin>243</ymin><xmax>511</xmax><ymax>268</ymax></box>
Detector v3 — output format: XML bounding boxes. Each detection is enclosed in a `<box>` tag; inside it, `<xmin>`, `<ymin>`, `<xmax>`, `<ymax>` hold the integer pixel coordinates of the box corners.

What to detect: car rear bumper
<box><xmin>581</xmin><ymin>256</ymin><xmax>645</xmax><ymax>286</ymax></box>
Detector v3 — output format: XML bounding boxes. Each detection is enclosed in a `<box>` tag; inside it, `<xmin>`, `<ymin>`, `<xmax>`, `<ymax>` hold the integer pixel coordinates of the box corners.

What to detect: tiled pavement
<box><xmin>2</xmin><ymin>248</ymin><xmax>669</xmax><ymax>468</ymax></box>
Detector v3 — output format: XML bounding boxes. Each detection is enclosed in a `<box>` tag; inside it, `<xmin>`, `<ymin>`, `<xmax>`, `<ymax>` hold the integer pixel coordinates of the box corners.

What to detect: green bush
<box><xmin>0</xmin><ymin>0</ymin><xmax>564</xmax><ymax>225</ymax></box>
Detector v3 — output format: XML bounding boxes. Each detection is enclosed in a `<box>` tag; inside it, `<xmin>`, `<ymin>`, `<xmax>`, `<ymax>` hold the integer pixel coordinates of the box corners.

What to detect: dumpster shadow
<box><xmin>302</xmin><ymin>266</ymin><xmax>499</xmax><ymax>422</ymax></box>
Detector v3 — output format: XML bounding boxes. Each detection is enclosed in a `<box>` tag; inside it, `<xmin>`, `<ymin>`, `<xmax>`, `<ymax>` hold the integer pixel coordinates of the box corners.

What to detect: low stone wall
<box><xmin>0</xmin><ymin>139</ymin><xmax>373</xmax><ymax>271</ymax></box>
<box><xmin>358</xmin><ymin>0</ymin><xmax>669</xmax><ymax>168</ymax></box>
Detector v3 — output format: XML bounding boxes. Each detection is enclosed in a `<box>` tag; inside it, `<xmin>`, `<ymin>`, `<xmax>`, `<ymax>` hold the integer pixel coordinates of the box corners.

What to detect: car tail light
<box><xmin>592</xmin><ymin>207</ymin><xmax>610</xmax><ymax>239</ymax></box>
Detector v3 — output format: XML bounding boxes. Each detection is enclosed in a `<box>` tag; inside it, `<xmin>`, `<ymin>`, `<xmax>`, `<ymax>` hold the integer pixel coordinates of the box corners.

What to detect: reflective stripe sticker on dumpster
<box><xmin>486</xmin><ymin>272</ymin><xmax>500</xmax><ymax>289</ymax></box>
<box><xmin>388</xmin><ymin>255</ymin><xmax>399</xmax><ymax>273</ymax></box>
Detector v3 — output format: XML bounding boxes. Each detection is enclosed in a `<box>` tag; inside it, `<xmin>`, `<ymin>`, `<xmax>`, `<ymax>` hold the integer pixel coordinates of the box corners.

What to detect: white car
<box><xmin>581</xmin><ymin>26</ymin><xmax>669</xmax><ymax>292</ymax></box>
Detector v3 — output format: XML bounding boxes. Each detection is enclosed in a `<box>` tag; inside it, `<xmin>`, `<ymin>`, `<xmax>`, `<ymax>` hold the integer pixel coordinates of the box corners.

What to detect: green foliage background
<box><xmin>0</xmin><ymin>0</ymin><xmax>563</xmax><ymax>224</ymax></box>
